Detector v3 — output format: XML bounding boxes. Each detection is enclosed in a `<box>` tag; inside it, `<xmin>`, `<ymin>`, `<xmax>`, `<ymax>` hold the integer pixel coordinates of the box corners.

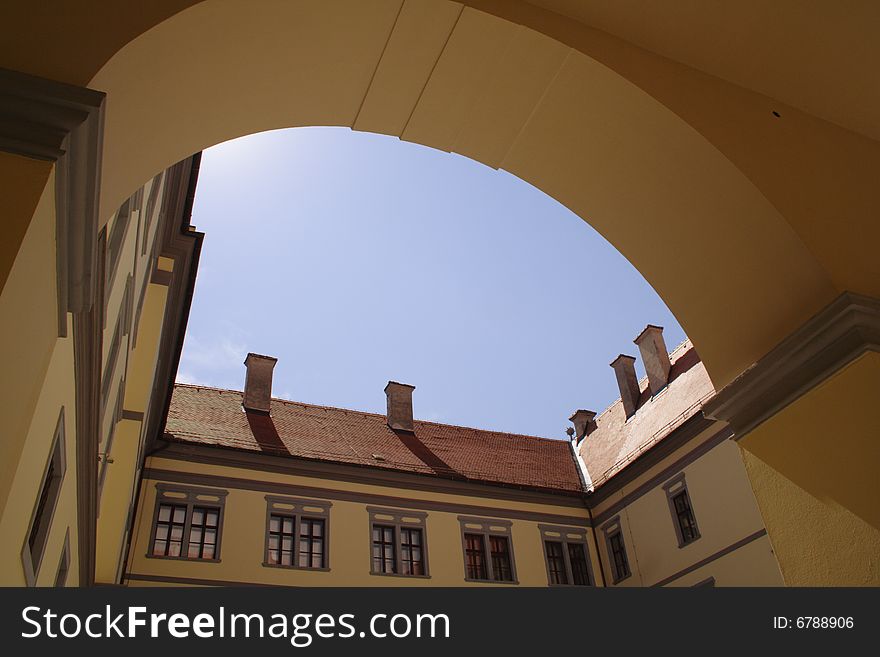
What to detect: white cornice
<box><xmin>0</xmin><ymin>67</ymin><xmax>105</xmax><ymax>335</ymax></box>
<box><xmin>704</xmin><ymin>292</ymin><xmax>880</xmax><ymax>438</ymax></box>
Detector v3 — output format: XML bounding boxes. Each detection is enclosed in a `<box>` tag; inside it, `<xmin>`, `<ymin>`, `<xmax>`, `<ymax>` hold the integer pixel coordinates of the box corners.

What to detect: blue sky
<box><xmin>180</xmin><ymin>127</ymin><xmax>685</xmax><ymax>439</ymax></box>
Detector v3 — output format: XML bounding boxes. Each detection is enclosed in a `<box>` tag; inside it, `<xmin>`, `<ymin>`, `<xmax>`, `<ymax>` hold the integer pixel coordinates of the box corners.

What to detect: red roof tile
<box><xmin>164</xmin><ymin>384</ymin><xmax>585</xmax><ymax>495</ymax></box>
<box><xmin>578</xmin><ymin>340</ymin><xmax>716</xmax><ymax>488</ymax></box>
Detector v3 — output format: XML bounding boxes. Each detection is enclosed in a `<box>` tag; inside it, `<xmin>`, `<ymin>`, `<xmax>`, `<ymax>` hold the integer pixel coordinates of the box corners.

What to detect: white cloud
<box><xmin>177</xmin><ymin>329</ymin><xmax>251</xmax><ymax>388</ymax></box>
<box><xmin>175</xmin><ymin>370</ymin><xmax>203</xmax><ymax>385</ymax></box>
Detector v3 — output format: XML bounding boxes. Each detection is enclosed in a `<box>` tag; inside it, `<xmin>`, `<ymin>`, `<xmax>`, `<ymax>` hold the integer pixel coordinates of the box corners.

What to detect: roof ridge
<box><xmin>172</xmin><ymin>382</ymin><xmax>563</xmax><ymax>443</ymax></box>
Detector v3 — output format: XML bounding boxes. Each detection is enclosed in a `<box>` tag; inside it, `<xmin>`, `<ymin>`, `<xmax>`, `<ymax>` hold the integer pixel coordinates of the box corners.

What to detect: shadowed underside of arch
<box><xmin>87</xmin><ymin>0</ymin><xmax>845</xmax><ymax>388</ymax></box>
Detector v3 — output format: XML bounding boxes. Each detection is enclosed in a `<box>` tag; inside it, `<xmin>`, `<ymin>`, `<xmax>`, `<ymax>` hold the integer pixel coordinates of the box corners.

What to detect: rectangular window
<box><xmin>54</xmin><ymin>530</ymin><xmax>70</xmax><ymax>587</ymax></box>
<box><xmin>399</xmin><ymin>527</ymin><xmax>424</xmax><ymax>576</ymax></box>
<box><xmin>187</xmin><ymin>506</ymin><xmax>219</xmax><ymax>559</ymax></box>
<box><xmin>152</xmin><ymin>503</ymin><xmax>187</xmax><ymax>557</ymax></box>
<box><xmin>663</xmin><ymin>473</ymin><xmax>701</xmax><ymax>548</ymax></box>
<box><xmin>267</xmin><ymin>514</ymin><xmax>295</xmax><ymax>566</ymax></box>
<box><xmin>568</xmin><ymin>542</ymin><xmax>591</xmax><ymax>586</ymax></box>
<box><xmin>299</xmin><ymin>517</ymin><xmax>325</xmax><ymax>569</ymax></box>
<box><xmin>142</xmin><ymin>171</ymin><xmax>164</xmax><ymax>256</ymax></box>
<box><xmin>673</xmin><ymin>491</ymin><xmax>698</xmax><ymax>542</ymax></box>
<box><xmin>264</xmin><ymin>496</ymin><xmax>331</xmax><ymax>571</ymax></box>
<box><xmin>21</xmin><ymin>408</ymin><xmax>67</xmax><ymax>586</ymax></box>
<box><xmin>489</xmin><ymin>536</ymin><xmax>514</xmax><ymax>582</ymax></box>
<box><xmin>105</xmin><ymin>198</ymin><xmax>132</xmax><ymax>295</ymax></box>
<box><xmin>545</xmin><ymin>541</ymin><xmax>568</xmax><ymax>585</ymax></box>
<box><xmin>609</xmin><ymin>531</ymin><xmax>630</xmax><ymax>581</ymax></box>
<box><xmin>372</xmin><ymin>525</ymin><xmax>397</xmax><ymax>574</ymax></box>
<box><xmin>539</xmin><ymin>524</ymin><xmax>594</xmax><ymax>587</ymax></box>
<box><xmin>464</xmin><ymin>533</ymin><xmax>488</xmax><ymax>580</ymax></box>
<box><xmin>148</xmin><ymin>484</ymin><xmax>227</xmax><ymax>561</ymax></box>
<box><xmin>601</xmin><ymin>516</ymin><xmax>631</xmax><ymax>584</ymax></box>
<box><xmin>458</xmin><ymin>516</ymin><xmax>518</xmax><ymax>584</ymax></box>
<box><xmin>367</xmin><ymin>507</ymin><xmax>428</xmax><ymax>578</ymax></box>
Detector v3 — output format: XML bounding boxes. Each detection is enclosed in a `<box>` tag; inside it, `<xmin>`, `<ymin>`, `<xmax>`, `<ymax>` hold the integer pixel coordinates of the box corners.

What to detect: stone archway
<box><xmin>1</xmin><ymin>0</ymin><xmax>878</xmax><ymax>586</ymax></box>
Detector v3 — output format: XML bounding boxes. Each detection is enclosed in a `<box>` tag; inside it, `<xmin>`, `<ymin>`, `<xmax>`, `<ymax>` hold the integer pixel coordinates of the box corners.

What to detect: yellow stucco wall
<box><xmin>0</xmin><ymin>168</ymin><xmax>62</xmax><ymax>525</ymax></box>
<box><xmin>590</xmin><ymin>425</ymin><xmax>782</xmax><ymax>587</ymax></box>
<box><xmin>0</xmin><ymin>313</ymin><xmax>79</xmax><ymax>586</ymax></box>
<box><xmin>739</xmin><ymin>352</ymin><xmax>880</xmax><ymax>586</ymax></box>
<box><xmin>0</xmin><ymin>151</ymin><xmax>52</xmax><ymax>295</ymax></box>
<box><xmin>95</xmin><ymin>280</ymin><xmax>172</xmax><ymax>583</ymax></box>
<box><xmin>126</xmin><ymin>456</ymin><xmax>597</xmax><ymax>587</ymax></box>
<box><xmin>0</xmin><ymin>150</ymin><xmax>188</xmax><ymax>586</ymax></box>
<box><xmin>93</xmin><ymin>168</ymin><xmax>177</xmax><ymax>582</ymax></box>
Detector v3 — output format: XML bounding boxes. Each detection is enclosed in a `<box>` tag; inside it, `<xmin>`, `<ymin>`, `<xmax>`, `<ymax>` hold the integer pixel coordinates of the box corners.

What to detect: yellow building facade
<box><xmin>124</xmin><ymin>331</ymin><xmax>782</xmax><ymax>588</ymax></box>
<box><xmin>1</xmin><ymin>0</ymin><xmax>878</xmax><ymax>587</ymax></box>
<box><xmin>0</xmin><ymin>149</ymin><xmax>201</xmax><ymax>587</ymax></box>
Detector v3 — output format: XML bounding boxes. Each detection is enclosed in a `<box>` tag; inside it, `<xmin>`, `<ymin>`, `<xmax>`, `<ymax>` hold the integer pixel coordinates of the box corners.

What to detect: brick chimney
<box><xmin>385</xmin><ymin>381</ymin><xmax>415</xmax><ymax>432</ymax></box>
<box><xmin>610</xmin><ymin>354</ymin><xmax>640</xmax><ymax>418</ymax></box>
<box><xmin>243</xmin><ymin>352</ymin><xmax>277</xmax><ymax>414</ymax></box>
<box><xmin>569</xmin><ymin>409</ymin><xmax>597</xmax><ymax>443</ymax></box>
<box><xmin>634</xmin><ymin>324</ymin><xmax>672</xmax><ymax>396</ymax></box>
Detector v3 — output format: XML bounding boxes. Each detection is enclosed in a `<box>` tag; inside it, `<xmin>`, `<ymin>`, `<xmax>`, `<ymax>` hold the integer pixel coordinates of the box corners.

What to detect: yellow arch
<box><xmin>89</xmin><ymin>0</ymin><xmax>843</xmax><ymax>387</ymax></box>
<box><xmin>1</xmin><ymin>0</ymin><xmax>878</xmax><ymax>586</ymax></box>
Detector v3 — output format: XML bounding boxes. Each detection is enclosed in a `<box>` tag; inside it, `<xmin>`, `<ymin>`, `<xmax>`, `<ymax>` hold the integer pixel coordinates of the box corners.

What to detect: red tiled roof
<box><xmin>163</xmin><ymin>384</ymin><xmax>585</xmax><ymax>495</ymax></box>
<box><xmin>578</xmin><ymin>340</ymin><xmax>716</xmax><ymax>489</ymax></box>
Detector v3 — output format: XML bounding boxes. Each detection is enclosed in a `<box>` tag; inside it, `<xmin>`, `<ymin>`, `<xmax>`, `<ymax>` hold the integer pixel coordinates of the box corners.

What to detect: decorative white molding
<box><xmin>568</xmin><ymin>439</ymin><xmax>594</xmax><ymax>493</ymax></box>
<box><xmin>704</xmin><ymin>292</ymin><xmax>880</xmax><ymax>438</ymax></box>
<box><xmin>0</xmin><ymin>67</ymin><xmax>105</xmax><ymax>336</ymax></box>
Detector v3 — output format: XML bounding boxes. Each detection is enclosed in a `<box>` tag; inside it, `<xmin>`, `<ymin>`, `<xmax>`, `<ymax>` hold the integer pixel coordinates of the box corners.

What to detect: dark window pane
<box><xmin>464</xmin><ymin>533</ymin><xmax>488</xmax><ymax>580</ymax></box>
<box><xmin>29</xmin><ymin>460</ymin><xmax>56</xmax><ymax>554</ymax></box>
<box><xmin>298</xmin><ymin>518</ymin><xmax>325</xmax><ymax>569</ymax></box>
<box><xmin>372</xmin><ymin>524</ymin><xmax>396</xmax><ymax>574</ymax></box>
<box><xmin>568</xmin><ymin>542</ymin><xmax>591</xmax><ymax>586</ymax></box>
<box><xmin>153</xmin><ymin>503</ymin><xmax>187</xmax><ymax>557</ymax></box>
<box><xmin>400</xmin><ymin>528</ymin><xmax>424</xmax><ymax>576</ymax></box>
<box><xmin>545</xmin><ymin>541</ymin><xmax>567</xmax><ymax>585</ymax></box>
<box><xmin>186</xmin><ymin>506</ymin><xmax>219</xmax><ymax>560</ymax></box>
<box><xmin>609</xmin><ymin>532</ymin><xmax>630</xmax><ymax>580</ymax></box>
<box><xmin>489</xmin><ymin>535</ymin><xmax>513</xmax><ymax>582</ymax></box>
<box><xmin>673</xmin><ymin>491</ymin><xmax>698</xmax><ymax>543</ymax></box>
<box><xmin>268</xmin><ymin>513</ymin><xmax>304</xmax><ymax>567</ymax></box>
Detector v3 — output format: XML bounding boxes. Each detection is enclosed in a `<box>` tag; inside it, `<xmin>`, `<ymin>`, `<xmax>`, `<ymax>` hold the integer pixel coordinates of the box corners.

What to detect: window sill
<box><xmin>676</xmin><ymin>535</ymin><xmax>702</xmax><ymax>549</ymax></box>
<box><xmin>548</xmin><ymin>582</ymin><xmax>593</xmax><ymax>587</ymax></box>
<box><xmin>145</xmin><ymin>554</ymin><xmax>221</xmax><ymax>563</ymax></box>
<box><xmin>370</xmin><ymin>571</ymin><xmax>431</xmax><ymax>579</ymax></box>
<box><xmin>262</xmin><ymin>562</ymin><xmax>331</xmax><ymax>572</ymax></box>
<box><xmin>463</xmin><ymin>577</ymin><xmax>519</xmax><ymax>585</ymax></box>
